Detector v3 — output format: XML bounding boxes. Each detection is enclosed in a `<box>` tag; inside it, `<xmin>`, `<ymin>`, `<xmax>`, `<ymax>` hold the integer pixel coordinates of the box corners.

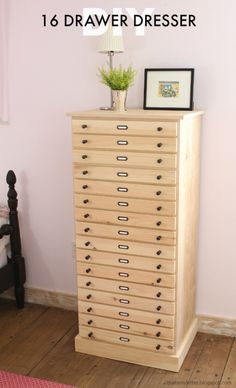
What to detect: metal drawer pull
<box><xmin>156</xmin><ymin>292</ymin><xmax>162</xmax><ymax>298</ymax></box>
<box><xmin>86</xmin><ymin>294</ymin><xmax>92</xmax><ymax>299</ymax></box>
<box><xmin>156</xmin><ymin>236</ymin><xmax>162</xmax><ymax>241</ymax></box>
<box><xmin>157</xmin><ymin>264</ymin><xmax>162</xmax><ymax>270</ymax></box>
<box><xmin>117</xmin><ymin>125</ymin><xmax>128</xmax><ymax>130</ymax></box>
<box><xmin>157</xmin><ymin>142</ymin><xmax>163</xmax><ymax>148</ymax></box>
<box><xmin>156</xmin><ymin>221</ymin><xmax>162</xmax><ymax>226</ymax></box>
<box><xmin>157</xmin><ymin>175</ymin><xmax>162</xmax><ymax>180</ymax></box>
<box><xmin>119</xmin><ymin>311</ymin><xmax>129</xmax><ymax>317</ymax></box>
<box><xmin>118</xmin><ymin>216</ymin><xmax>129</xmax><ymax>222</ymax></box>
<box><xmin>118</xmin><ymin>230</ymin><xmax>129</xmax><ymax>236</ymax></box>
<box><xmin>85</xmin><ymin>241</ymin><xmax>90</xmax><ymax>247</ymax></box>
<box><xmin>119</xmin><ymin>258</ymin><xmax>129</xmax><ymax>264</ymax></box>
<box><xmin>119</xmin><ymin>286</ymin><xmax>130</xmax><ymax>291</ymax></box>
<box><xmin>157</xmin><ymin>127</ymin><xmax>163</xmax><ymax>132</ymax></box>
<box><xmin>88</xmin><ymin>320</ymin><xmax>93</xmax><ymax>325</ymax></box>
<box><xmin>84</xmin><ymin>214</ymin><xmax>90</xmax><ymax>219</ymax></box>
<box><xmin>88</xmin><ymin>332</ymin><xmax>93</xmax><ymax>338</ymax></box>
<box><xmin>86</xmin><ymin>282</ymin><xmax>91</xmax><ymax>287</ymax></box>
<box><xmin>119</xmin><ymin>299</ymin><xmax>130</xmax><ymax>304</ymax></box>
<box><xmin>117</xmin><ymin>156</ymin><xmax>128</xmax><ymax>161</ymax></box>
<box><xmin>86</xmin><ymin>268</ymin><xmax>91</xmax><ymax>273</ymax></box>
<box><xmin>82</xmin><ymin>170</ymin><xmax>88</xmax><ymax>175</ymax></box>
<box><xmin>157</xmin><ymin>305</ymin><xmax>162</xmax><ymax>311</ymax></box>
<box><xmin>157</xmin><ymin>206</ymin><xmax>162</xmax><ymax>211</ymax></box>
<box><xmin>84</xmin><ymin>228</ymin><xmax>90</xmax><ymax>233</ymax></box>
<box><xmin>82</xmin><ymin>185</ymin><xmax>88</xmax><ymax>190</ymax></box>
<box><xmin>119</xmin><ymin>324</ymin><xmax>130</xmax><ymax>330</ymax></box>
<box><xmin>118</xmin><ymin>244</ymin><xmax>129</xmax><ymax>250</ymax></box>
<box><xmin>156</xmin><ymin>345</ymin><xmax>161</xmax><ymax>350</ymax></box>
<box><xmin>118</xmin><ymin>201</ymin><xmax>128</xmax><ymax>207</ymax></box>
<box><xmin>117</xmin><ymin>187</ymin><xmax>128</xmax><ymax>192</ymax></box>
<box><xmin>82</xmin><ymin>139</ymin><xmax>88</xmax><ymax>144</ymax></box>
<box><xmin>120</xmin><ymin>337</ymin><xmax>130</xmax><ymax>342</ymax></box>
<box><xmin>117</xmin><ymin>172</ymin><xmax>128</xmax><ymax>177</ymax></box>
<box><xmin>82</xmin><ymin>155</ymin><xmax>88</xmax><ymax>159</ymax></box>
<box><xmin>87</xmin><ymin>307</ymin><xmax>92</xmax><ymax>312</ymax></box>
<box><xmin>81</xmin><ymin>124</ymin><xmax>88</xmax><ymax>129</ymax></box>
<box><xmin>156</xmin><ymin>191</ymin><xmax>162</xmax><ymax>196</ymax></box>
<box><xmin>117</xmin><ymin>140</ymin><xmax>128</xmax><ymax>145</ymax></box>
<box><xmin>119</xmin><ymin>272</ymin><xmax>129</xmax><ymax>278</ymax></box>
<box><xmin>156</xmin><ymin>250</ymin><xmax>162</xmax><ymax>256</ymax></box>
<box><xmin>157</xmin><ymin>159</ymin><xmax>163</xmax><ymax>164</ymax></box>
<box><xmin>83</xmin><ymin>199</ymin><xmax>89</xmax><ymax>204</ymax></box>
<box><xmin>85</xmin><ymin>255</ymin><xmax>91</xmax><ymax>260</ymax></box>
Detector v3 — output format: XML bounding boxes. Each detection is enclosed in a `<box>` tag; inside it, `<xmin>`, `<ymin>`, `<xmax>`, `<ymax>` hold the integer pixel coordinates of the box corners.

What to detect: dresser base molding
<box><xmin>75</xmin><ymin>318</ymin><xmax>198</xmax><ymax>372</ymax></box>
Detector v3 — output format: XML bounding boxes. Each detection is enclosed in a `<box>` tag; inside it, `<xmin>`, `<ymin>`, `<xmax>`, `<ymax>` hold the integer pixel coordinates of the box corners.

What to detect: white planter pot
<box><xmin>112</xmin><ymin>90</ymin><xmax>127</xmax><ymax>111</ymax></box>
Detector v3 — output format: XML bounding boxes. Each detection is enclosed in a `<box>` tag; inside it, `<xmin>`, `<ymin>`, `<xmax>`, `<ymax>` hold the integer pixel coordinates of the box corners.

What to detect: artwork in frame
<box><xmin>143</xmin><ymin>68</ymin><xmax>194</xmax><ymax>110</ymax></box>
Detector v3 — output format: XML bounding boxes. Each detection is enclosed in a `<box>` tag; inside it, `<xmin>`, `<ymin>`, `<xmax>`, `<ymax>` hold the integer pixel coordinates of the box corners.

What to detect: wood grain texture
<box><xmin>0</xmin><ymin>300</ymin><xmax>234</xmax><ymax>388</ymax></box>
<box><xmin>0</xmin><ymin>306</ymin><xmax>77</xmax><ymax>374</ymax></box>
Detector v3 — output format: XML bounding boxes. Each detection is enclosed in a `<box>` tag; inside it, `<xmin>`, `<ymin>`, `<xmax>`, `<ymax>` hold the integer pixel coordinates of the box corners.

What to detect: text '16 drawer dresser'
<box><xmin>69</xmin><ymin>109</ymin><xmax>203</xmax><ymax>372</ymax></box>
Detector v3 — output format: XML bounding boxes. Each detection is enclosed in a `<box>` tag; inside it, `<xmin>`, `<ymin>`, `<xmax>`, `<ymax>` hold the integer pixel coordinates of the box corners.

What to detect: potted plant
<box><xmin>98</xmin><ymin>65</ymin><xmax>137</xmax><ymax>111</ymax></box>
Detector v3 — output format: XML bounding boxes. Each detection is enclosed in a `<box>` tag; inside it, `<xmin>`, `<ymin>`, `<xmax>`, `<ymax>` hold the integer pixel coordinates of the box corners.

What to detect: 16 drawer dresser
<box><xmin>69</xmin><ymin>109</ymin><xmax>203</xmax><ymax>372</ymax></box>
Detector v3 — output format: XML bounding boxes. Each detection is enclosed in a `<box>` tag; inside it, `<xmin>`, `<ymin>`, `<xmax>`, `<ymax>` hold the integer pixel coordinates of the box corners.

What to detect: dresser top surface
<box><xmin>68</xmin><ymin>109</ymin><xmax>204</xmax><ymax>121</ymax></box>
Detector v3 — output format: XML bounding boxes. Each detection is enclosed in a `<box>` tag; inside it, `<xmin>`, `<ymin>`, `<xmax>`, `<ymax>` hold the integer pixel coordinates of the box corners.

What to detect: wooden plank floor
<box><xmin>0</xmin><ymin>298</ymin><xmax>235</xmax><ymax>388</ymax></box>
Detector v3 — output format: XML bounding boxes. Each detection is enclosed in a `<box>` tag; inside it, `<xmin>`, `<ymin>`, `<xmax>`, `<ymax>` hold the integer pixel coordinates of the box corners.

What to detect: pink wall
<box><xmin>0</xmin><ymin>0</ymin><xmax>236</xmax><ymax>318</ymax></box>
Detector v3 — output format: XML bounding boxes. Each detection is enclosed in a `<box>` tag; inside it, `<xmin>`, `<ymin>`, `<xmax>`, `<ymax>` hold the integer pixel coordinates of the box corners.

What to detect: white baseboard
<box><xmin>2</xmin><ymin>286</ymin><xmax>78</xmax><ymax>311</ymax></box>
<box><xmin>2</xmin><ymin>288</ymin><xmax>236</xmax><ymax>337</ymax></box>
<box><xmin>198</xmin><ymin>314</ymin><xmax>236</xmax><ymax>337</ymax></box>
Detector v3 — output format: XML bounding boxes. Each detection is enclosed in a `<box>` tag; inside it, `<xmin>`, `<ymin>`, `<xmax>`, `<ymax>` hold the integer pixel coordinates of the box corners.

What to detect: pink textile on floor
<box><xmin>0</xmin><ymin>370</ymin><xmax>76</xmax><ymax>388</ymax></box>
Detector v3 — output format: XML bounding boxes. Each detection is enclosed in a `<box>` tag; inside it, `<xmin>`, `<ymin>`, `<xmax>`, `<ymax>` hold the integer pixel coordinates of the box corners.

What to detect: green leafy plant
<box><xmin>98</xmin><ymin>65</ymin><xmax>137</xmax><ymax>90</ymax></box>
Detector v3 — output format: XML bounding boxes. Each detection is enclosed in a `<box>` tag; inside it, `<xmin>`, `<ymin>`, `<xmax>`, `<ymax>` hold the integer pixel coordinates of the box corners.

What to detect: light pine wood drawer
<box><xmin>79</xmin><ymin>313</ymin><xmax>174</xmax><ymax>341</ymax></box>
<box><xmin>79</xmin><ymin>326</ymin><xmax>174</xmax><ymax>354</ymax></box>
<box><xmin>79</xmin><ymin>301</ymin><xmax>175</xmax><ymax>328</ymax></box>
<box><xmin>78</xmin><ymin>288</ymin><xmax>175</xmax><ymax>315</ymax></box>
<box><xmin>75</xmin><ymin>194</ymin><xmax>176</xmax><ymax>216</ymax></box>
<box><xmin>74</xmin><ymin>179</ymin><xmax>176</xmax><ymax>201</ymax></box>
<box><xmin>77</xmin><ymin>263</ymin><xmax>176</xmax><ymax>288</ymax></box>
<box><xmin>78</xmin><ymin>275</ymin><xmax>175</xmax><ymax>301</ymax></box>
<box><xmin>76</xmin><ymin>222</ymin><xmax>176</xmax><ymax>245</ymax></box>
<box><xmin>76</xmin><ymin>236</ymin><xmax>176</xmax><ymax>260</ymax></box>
<box><xmin>73</xmin><ymin>149</ymin><xmax>177</xmax><ymax>169</ymax></box>
<box><xmin>74</xmin><ymin>165</ymin><xmax>176</xmax><ymax>185</ymax></box>
<box><xmin>73</xmin><ymin>119</ymin><xmax>178</xmax><ymax>137</ymax></box>
<box><xmin>75</xmin><ymin>208</ymin><xmax>176</xmax><ymax>231</ymax></box>
<box><xmin>73</xmin><ymin>134</ymin><xmax>177</xmax><ymax>153</ymax></box>
<box><xmin>77</xmin><ymin>249</ymin><xmax>176</xmax><ymax>274</ymax></box>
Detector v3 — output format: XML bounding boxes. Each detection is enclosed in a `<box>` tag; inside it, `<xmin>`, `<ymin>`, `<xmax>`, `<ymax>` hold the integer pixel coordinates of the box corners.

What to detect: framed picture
<box><xmin>143</xmin><ymin>68</ymin><xmax>194</xmax><ymax>110</ymax></box>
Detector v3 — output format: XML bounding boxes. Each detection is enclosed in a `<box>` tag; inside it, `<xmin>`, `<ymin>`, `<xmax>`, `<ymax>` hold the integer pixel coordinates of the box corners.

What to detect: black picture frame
<box><xmin>143</xmin><ymin>68</ymin><xmax>194</xmax><ymax>111</ymax></box>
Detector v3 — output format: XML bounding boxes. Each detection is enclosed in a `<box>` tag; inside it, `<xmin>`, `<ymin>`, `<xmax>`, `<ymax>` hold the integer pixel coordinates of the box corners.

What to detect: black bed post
<box><xmin>7</xmin><ymin>170</ymin><xmax>26</xmax><ymax>308</ymax></box>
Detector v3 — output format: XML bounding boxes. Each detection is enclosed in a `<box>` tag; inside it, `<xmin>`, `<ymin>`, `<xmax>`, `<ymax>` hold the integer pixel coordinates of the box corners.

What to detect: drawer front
<box><xmin>73</xmin><ymin>119</ymin><xmax>178</xmax><ymax>137</ymax></box>
<box><xmin>74</xmin><ymin>165</ymin><xmax>176</xmax><ymax>185</ymax></box>
<box><xmin>78</xmin><ymin>275</ymin><xmax>175</xmax><ymax>301</ymax></box>
<box><xmin>77</xmin><ymin>249</ymin><xmax>176</xmax><ymax>274</ymax></box>
<box><xmin>76</xmin><ymin>236</ymin><xmax>176</xmax><ymax>260</ymax></box>
<box><xmin>79</xmin><ymin>313</ymin><xmax>174</xmax><ymax>340</ymax></box>
<box><xmin>73</xmin><ymin>134</ymin><xmax>177</xmax><ymax>153</ymax></box>
<box><xmin>79</xmin><ymin>326</ymin><xmax>174</xmax><ymax>354</ymax></box>
<box><xmin>73</xmin><ymin>149</ymin><xmax>177</xmax><ymax>169</ymax></box>
<box><xmin>79</xmin><ymin>301</ymin><xmax>175</xmax><ymax>327</ymax></box>
<box><xmin>75</xmin><ymin>208</ymin><xmax>176</xmax><ymax>231</ymax></box>
<box><xmin>77</xmin><ymin>222</ymin><xmax>176</xmax><ymax>245</ymax></box>
<box><xmin>78</xmin><ymin>263</ymin><xmax>176</xmax><ymax>288</ymax></box>
<box><xmin>74</xmin><ymin>179</ymin><xmax>177</xmax><ymax>201</ymax></box>
<box><xmin>78</xmin><ymin>288</ymin><xmax>175</xmax><ymax>315</ymax></box>
<box><xmin>75</xmin><ymin>194</ymin><xmax>176</xmax><ymax>216</ymax></box>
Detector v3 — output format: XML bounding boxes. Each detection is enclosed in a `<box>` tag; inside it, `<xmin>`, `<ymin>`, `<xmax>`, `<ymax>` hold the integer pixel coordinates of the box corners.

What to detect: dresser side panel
<box><xmin>176</xmin><ymin>116</ymin><xmax>201</xmax><ymax>348</ymax></box>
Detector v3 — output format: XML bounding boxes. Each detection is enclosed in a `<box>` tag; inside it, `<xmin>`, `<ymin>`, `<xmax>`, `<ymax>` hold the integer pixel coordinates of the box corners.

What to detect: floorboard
<box><xmin>0</xmin><ymin>299</ymin><xmax>235</xmax><ymax>388</ymax></box>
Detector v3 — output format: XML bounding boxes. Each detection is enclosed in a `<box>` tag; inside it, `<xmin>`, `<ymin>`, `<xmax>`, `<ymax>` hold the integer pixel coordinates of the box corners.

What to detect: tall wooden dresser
<box><xmin>70</xmin><ymin>109</ymin><xmax>203</xmax><ymax>372</ymax></box>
